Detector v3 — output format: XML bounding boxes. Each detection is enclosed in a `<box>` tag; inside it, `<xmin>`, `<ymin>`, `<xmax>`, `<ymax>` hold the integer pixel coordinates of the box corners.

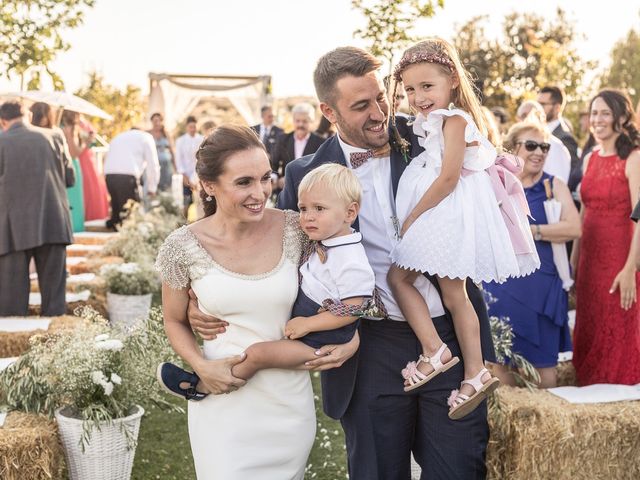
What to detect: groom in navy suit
<box><xmin>277</xmin><ymin>47</ymin><xmax>494</xmax><ymax>480</ymax></box>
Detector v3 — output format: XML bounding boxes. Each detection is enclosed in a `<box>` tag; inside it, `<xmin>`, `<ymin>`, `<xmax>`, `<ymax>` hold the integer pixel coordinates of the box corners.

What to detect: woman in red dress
<box><xmin>78</xmin><ymin>119</ymin><xmax>109</xmax><ymax>221</ymax></box>
<box><xmin>571</xmin><ymin>89</ymin><xmax>640</xmax><ymax>385</ymax></box>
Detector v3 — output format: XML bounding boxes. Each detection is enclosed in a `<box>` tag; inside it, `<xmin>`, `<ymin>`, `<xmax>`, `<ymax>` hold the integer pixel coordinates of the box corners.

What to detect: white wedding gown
<box><xmin>156</xmin><ymin>211</ymin><xmax>315</xmax><ymax>480</ymax></box>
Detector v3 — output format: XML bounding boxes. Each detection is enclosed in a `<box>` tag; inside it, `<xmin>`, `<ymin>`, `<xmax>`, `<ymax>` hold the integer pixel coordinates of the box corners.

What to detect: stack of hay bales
<box><xmin>0</xmin><ymin>315</ymin><xmax>83</xmax><ymax>358</ymax></box>
<box><xmin>487</xmin><ymin>386</ymin><xmax>640</xmax><ymax>479</ymax></box>
<box><xmin>0</xmin><ymin>412</ymin><xmax>64</xmax><ymax>480</ymax></box>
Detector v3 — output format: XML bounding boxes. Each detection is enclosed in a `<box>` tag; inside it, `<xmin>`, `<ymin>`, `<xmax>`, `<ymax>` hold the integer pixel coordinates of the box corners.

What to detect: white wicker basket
<box><xmin>55</xmin><ymin>405</ymin><xmax>144</xmax><ymax>480</ymax></box>
<box><xmin>106</xmin><ymin>292</ymin><xmax>152</xmax><ymax>330</ymax></box>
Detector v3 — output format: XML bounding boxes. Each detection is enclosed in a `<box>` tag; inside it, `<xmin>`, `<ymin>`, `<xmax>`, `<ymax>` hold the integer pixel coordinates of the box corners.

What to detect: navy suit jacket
<box><xmin>277</xmin><ymin>116</ymin><xmax>495</xmax><ymax>419</ymax></box>
<box><xmin>251</xmin><ymin>124</ymin><xmax>283</xmax><ymax>159</ymax></box>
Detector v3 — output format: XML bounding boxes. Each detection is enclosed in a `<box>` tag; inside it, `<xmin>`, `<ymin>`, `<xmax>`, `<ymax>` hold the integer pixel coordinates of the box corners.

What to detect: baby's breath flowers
<box><xmin>0</xmin><ymin>307</ymin><xmax>181</xmax><ymax>449</ymax></box>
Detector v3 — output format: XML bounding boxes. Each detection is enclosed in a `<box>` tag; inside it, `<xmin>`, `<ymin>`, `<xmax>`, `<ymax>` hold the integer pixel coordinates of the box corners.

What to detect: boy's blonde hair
<box><xmin>298</xmin><ymin>163</ymin><xmax>362</xmax><ymax>205</ymax></box>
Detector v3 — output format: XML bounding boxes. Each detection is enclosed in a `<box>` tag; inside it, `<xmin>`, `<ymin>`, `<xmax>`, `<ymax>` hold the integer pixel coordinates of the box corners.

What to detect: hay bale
<box><xmin>73</xmin><ymin>232</ymin><xmax>117</xmax><ymax>245</ymax></box>
<box><xmin>0</xmin><ymin>412</ymin><xmax>64</xmax><ymax>480</ymax></box>
<box><xmin>67</xmin><ymin>256</ymin><xmax>122</xmax><ymax>275</ymax></box>
<box><xmin>66</xmin><ymin>244</ymin><xmax>104</xmax><ymax>258</ymax></box>
<box><xmin>0</xmin><ymin>316</ymin><xmax>84</xmax><ymax>357</ymax></box>
<box><xmin>487</xmin><ymin>386</ymin><xmax>640</xmax><ymax>479</ymax></box>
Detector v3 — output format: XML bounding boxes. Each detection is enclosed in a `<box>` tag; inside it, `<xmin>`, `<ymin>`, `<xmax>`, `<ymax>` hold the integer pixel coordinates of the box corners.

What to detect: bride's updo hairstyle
<box><xmin>196</xmin><ymin>125</ymin><xmax>265</xmax><ymax>217</ymax></box>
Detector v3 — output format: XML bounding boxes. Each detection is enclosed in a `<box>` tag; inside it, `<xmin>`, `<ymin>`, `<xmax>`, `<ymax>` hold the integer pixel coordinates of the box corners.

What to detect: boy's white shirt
<box><xmin>300</xmin><ymin>231</ymin><xmax>375</xmax><ymax>305</ymax></box>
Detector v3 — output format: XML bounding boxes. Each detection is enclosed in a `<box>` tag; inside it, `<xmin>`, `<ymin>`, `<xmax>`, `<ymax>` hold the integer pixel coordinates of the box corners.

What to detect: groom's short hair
<box><xmin>314</xmin><ymin>47</ymin><xmax>382</xmax><ymax>107</ymax></box>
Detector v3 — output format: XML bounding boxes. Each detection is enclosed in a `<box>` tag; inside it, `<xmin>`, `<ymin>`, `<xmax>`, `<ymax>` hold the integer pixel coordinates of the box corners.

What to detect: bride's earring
<box><xmin>205</xmin><ymin>195</ymin><xmax>212</xmax><ymax>202</ymax></box>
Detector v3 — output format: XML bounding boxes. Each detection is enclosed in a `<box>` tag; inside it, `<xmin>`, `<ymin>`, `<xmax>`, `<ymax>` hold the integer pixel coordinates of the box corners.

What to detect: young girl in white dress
<box><xmin>387</xmin><ymin>38</ymin><xmax>540</xmax><ymax>419</ymax></box>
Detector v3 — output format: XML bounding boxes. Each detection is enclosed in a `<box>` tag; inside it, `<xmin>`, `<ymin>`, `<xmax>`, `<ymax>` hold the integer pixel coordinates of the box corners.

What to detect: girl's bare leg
<box><xmin>438</xmin><ymin>276</ymin><xmax>491</xmax><ymax>397</ymax></box>
<box><xmin>388</xmin><ymin>265</ymin><xmax>453</xmax><ymax>382</ymax></box>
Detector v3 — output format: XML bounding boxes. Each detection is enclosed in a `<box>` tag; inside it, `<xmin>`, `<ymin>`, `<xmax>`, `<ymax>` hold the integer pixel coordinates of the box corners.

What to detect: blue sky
<box><xmin>1</xmin><ymin>1</ymin><xmax>638</xmax><ymax>97</ymax></box>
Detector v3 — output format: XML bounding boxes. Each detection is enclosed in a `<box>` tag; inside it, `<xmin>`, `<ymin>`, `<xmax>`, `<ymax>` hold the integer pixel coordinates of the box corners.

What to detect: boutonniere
<box><xmin>390</xmin><ymin>124</ymin><xmax>411</xmax><ymax>164</ymax></box>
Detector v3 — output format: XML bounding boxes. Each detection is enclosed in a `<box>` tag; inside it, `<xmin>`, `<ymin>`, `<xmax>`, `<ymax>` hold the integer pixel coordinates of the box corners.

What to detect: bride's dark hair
<box><xmin>196</xmin><ymin>125</ymin><xmax>265</xmax><ymax>217</ymax></box>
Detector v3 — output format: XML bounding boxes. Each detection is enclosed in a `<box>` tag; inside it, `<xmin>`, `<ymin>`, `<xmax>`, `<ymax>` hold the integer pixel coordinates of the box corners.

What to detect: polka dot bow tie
<box><xmin>349</xmin><ymin>144</ymin><xmax>392</xmax><ymax>169</ymax></box>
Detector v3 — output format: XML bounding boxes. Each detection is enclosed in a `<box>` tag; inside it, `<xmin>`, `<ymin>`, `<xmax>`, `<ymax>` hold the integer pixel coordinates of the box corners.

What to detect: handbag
<box><xmin>65</xmin><ymin>163</ymin><xmax>76</xmax><ymax>188</ymax></box>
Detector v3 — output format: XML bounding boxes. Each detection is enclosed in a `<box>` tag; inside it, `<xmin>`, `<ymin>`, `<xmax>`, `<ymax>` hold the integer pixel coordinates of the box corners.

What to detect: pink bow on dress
<box><xmin>485</xmin><ymin>153</ymin><xmax>533</xmax><ymax>255</ymax></box>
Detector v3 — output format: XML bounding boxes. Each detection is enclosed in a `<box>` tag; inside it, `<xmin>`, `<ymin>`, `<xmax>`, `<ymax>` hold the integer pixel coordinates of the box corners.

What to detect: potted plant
<box><xmin>101</xmin><ymin>262</ymin><xmax>159</xmax><ymax>329</ymax></box>
<box><xmin>0</xmin><ymin>307</ymin><xmax>181</xmax><ymax>480</ymax></box>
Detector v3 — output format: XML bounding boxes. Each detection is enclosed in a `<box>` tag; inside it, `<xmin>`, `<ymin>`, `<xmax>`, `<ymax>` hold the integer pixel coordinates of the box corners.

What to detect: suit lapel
<box><xmin>287</xmin><ymin>134</ymin><xmax>295</xmax><ymax>160</ymax></box>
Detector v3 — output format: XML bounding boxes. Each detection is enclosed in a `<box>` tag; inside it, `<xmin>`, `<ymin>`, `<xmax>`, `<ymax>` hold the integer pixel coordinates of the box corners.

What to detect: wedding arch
<box><xmin>147</xmin><ymin>73</ymin><xmax>272</xmax><ymax>131</ymax></box>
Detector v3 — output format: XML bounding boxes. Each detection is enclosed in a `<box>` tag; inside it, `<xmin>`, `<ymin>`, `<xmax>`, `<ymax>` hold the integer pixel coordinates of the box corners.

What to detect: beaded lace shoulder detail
<box><xmin>155</xmin><ymin>226</ymin><xmax>213</xmax><ymax>289</ymax></box>
<box><xmin>283</xmin><ymin>210</ymin><xmax>309</xmax><ymax>266</ymax></box>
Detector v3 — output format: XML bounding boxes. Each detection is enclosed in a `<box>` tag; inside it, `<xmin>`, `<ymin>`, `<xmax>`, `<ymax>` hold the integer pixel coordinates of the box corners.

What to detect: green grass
<box><xmin>132</xmin><ymin>372</ymin><xmax>347</xmax><ymax>479</ymax></box>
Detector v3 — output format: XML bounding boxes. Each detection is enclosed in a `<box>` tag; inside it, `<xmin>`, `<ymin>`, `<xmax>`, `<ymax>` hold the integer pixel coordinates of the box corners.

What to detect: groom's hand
<box><xmin>303</xmin><ymin>332</ymin><xmax>359</xmax><ymax>371</ymax></box>
<box><xmin>187</xmin><ymin>289</ymin><xmax>229</xmax><ymax>340</ymax></box>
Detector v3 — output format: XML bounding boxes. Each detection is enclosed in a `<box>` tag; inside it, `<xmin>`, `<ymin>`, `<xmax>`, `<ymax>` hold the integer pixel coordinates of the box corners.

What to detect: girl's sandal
<box><xmin>402</xmin><ymin>343</ymin><xmax>460</xmax><ymax>392</ymax></box>
<box><xmin>447</xmin><ymin>367</ymin><xmax>500</xmax><ymax>420</ymax></box>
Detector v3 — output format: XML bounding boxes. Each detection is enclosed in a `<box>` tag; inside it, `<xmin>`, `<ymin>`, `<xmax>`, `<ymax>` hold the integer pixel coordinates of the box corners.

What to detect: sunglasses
<box><xmin>516</xmin><ymin>140</ymin><xmax>551</xmax><ymax>154</ymax></box>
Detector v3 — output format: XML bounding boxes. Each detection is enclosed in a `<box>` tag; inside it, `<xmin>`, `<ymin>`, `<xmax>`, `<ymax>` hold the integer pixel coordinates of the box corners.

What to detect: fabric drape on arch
<box><xmin>147</xmin><ymin>73</ymin><xmax>272</xmax><ymax>131</ymax></box>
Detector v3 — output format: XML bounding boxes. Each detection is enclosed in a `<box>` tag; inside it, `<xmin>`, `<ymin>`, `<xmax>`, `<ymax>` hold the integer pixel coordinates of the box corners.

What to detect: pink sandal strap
<box><xmin>424</xmin><ymin>343</ymin><xmax>448</xmax><ymax>370</ymax></box>
<box><xmin>460</xmin><ymin>367</ymin><xmax>490</xmax><ymax>394</ymax></box>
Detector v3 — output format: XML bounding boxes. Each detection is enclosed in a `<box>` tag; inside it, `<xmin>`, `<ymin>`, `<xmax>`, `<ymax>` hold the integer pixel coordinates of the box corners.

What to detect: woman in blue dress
<box><xmin>149</xmin><ymin>112</ymin><xmax>175</xmax><ymax>192</ymax></box>
<box><xmin>484</xmin><ymin>121</ymin><xmax>581</xmax><ymax>387</ymax></box>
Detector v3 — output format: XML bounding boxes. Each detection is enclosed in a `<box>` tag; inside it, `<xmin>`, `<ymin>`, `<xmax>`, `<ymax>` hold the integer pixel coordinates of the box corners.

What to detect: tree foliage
<box><xmin>74</xmin><ymin>72</ymin><xmax>146</xmax><ymax>140</ymax></box>
<box><xmin>454</xmin><ymin>9</ymin><xmax>596</xmax><ymax>123</ymax></box>
<box><xmin>352</xmin><ymin>0</ymin><xmax>444</xmax><ymax>67</ymax></box>
<box><xmin>0</xmin><ymin>0</ymin><xmax>95</xmax><ymax>89</ymax></box>
<box><xmin>600</xmin><ymin>28</ymin><xmax>640</xmax><ymax>108</ymax></box>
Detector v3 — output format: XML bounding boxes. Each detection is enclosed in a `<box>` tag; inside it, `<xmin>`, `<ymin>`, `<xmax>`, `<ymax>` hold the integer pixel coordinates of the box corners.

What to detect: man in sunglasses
<box><xmin>516</xmin><ymin>100</ymin><xmax>571</xmax><ymax>183</ymax></box>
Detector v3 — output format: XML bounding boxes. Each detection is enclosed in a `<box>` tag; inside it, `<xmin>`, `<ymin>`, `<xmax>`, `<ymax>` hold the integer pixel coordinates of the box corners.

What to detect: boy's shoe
<box><xmin>156</xmin><ymin>362</ymin><xmax>208</xmax><ymax>401</ymax></box>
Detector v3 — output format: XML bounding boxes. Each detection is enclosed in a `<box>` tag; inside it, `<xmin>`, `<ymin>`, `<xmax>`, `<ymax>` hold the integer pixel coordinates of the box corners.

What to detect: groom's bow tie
<box><xmin>349</xmin><ymin>144</ymin><xmax>392</xmax><ymax>169</ymax></box>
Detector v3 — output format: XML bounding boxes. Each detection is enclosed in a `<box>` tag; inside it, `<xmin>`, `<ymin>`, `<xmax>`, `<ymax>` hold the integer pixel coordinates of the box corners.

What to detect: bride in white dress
<box><xmin>156</xmin><ymin>125</ymin><xmax>315</xmax><ymax>480</ymax></box>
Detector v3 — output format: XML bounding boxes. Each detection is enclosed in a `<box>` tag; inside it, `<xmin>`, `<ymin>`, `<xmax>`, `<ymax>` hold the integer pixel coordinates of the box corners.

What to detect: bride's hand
<box><xmin>193</xmin><ymin>354</ymin><xmax>247</xmax><ymax>395</ymax></box>
<box><xmin>303</xmin><ymin>332</ymin><xmax>360</xmax><ymax>371</ymax></box>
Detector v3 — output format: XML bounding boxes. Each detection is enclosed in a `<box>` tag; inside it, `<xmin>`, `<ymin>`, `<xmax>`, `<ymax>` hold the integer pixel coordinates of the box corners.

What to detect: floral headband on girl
<box><xmin>393</xmin><ymin>52</ymin><xmax>455</xmax><ymax>82</ymax></box>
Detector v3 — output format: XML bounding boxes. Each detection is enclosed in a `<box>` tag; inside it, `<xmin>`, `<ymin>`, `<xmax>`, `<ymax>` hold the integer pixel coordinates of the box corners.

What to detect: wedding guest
<box><xmin>571</xmin><ymin>89</ymin><xmax>640</xmax><ymax>385</ymax></box>
<box><xmin>175</xmin><ymin>116</ymin><xmax>204</xmax><ymax>211</ymax></box>
<box><xmin>78</xmin><ymin>118</ymin><xmax>109</xmax><ymax>221</ymax></box>
<box><xmin>251</xmin><ymin>105</ymin><xmax>283</xmax><ymax>160</ymax></box>
<box><xmin>104</xmin><ymin>128</ymin><xmax>160</xmax><ymax>230</ymax></box>
<box><xmin>272</xmin><ymin>102</ymin><xmax>325</xmax><ymax>190</ymax></box>
<box><xmin>61</xmin><ymin>110</ymin><xmax>86</xmax><ymax>232</ymax></box>
<box><xmin>485</xmin><ymin>121</ymin><xmax>581</xmax><ymax>388</ymax></box>
<box><xmin>538</xmin><ymin>86</ymin><xmax>579</xmax><ymax>187</ymax></box>
<box><xmin>517</xmin><ymin>100</ymin><xmax>571</xmax><ymax>183</ymax></box>
<box><xmin>0</xmin><ymin>101</ymin><xmax>72</xmax><ymax>316</ymax></box>
<box><xmin>149</xmin><ymin>112</ymin><xmax>176</xmax><ymax>192</ymax></box>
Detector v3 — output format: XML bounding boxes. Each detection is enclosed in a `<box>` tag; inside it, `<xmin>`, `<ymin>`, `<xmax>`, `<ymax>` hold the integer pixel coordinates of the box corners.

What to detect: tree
<box><xmin>352</xmin><ymin>0</ymin><xmax>444</xmax><ymax>70</ymax></box>
<box><xmin>600</xmin><ymin>28</ymin><xmax>640</xmax><ymax>108</ymax></box>
<box><xmin>74</xmin><ymin>72</ymin><xmax>146</xmax><ymax>140</ymax></box>
<box><xmin>453</xmin><ymin>9</ymin><xmax>596</xmax><ymax>127</ymax></box>
<box><xmin>0</xmin><ymin>0</ymin><xmax>95</xmax><ymax>89</ymax></box>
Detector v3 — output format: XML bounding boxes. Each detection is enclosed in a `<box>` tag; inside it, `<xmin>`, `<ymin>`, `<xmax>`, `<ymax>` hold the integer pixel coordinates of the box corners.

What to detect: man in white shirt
<box><xmin>175</xmin><ymin>116</ymin><xmax>204</xmax><ymax>210</ymax></box>
<box><xmin>104</xmin><ymin>128</ymin><xmax>160</xmax><ymax>229</ymax></box>
<box><xmin>517</xmin><ymin>100</ymin><xmax>571</xmax><ymax>183</ymax></box>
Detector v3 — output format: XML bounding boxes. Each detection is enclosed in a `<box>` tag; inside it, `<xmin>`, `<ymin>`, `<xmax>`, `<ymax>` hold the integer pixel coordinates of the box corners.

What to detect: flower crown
<box><xmin>393</xmin><ymin>52</ymin><xmax>455</xmax><ymax>82</ymax></box>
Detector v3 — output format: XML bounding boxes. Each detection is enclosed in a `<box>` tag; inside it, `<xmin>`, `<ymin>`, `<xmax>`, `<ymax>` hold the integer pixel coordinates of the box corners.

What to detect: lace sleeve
<box><xmin>155</xmin><ymin>227</ymin><xmax>192</xmax><ymax>290</ymax></box>
<box><xmin>282</xmin><ymin>210</ymin><xmax>309</xmax><ymax>266</ymax></box>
